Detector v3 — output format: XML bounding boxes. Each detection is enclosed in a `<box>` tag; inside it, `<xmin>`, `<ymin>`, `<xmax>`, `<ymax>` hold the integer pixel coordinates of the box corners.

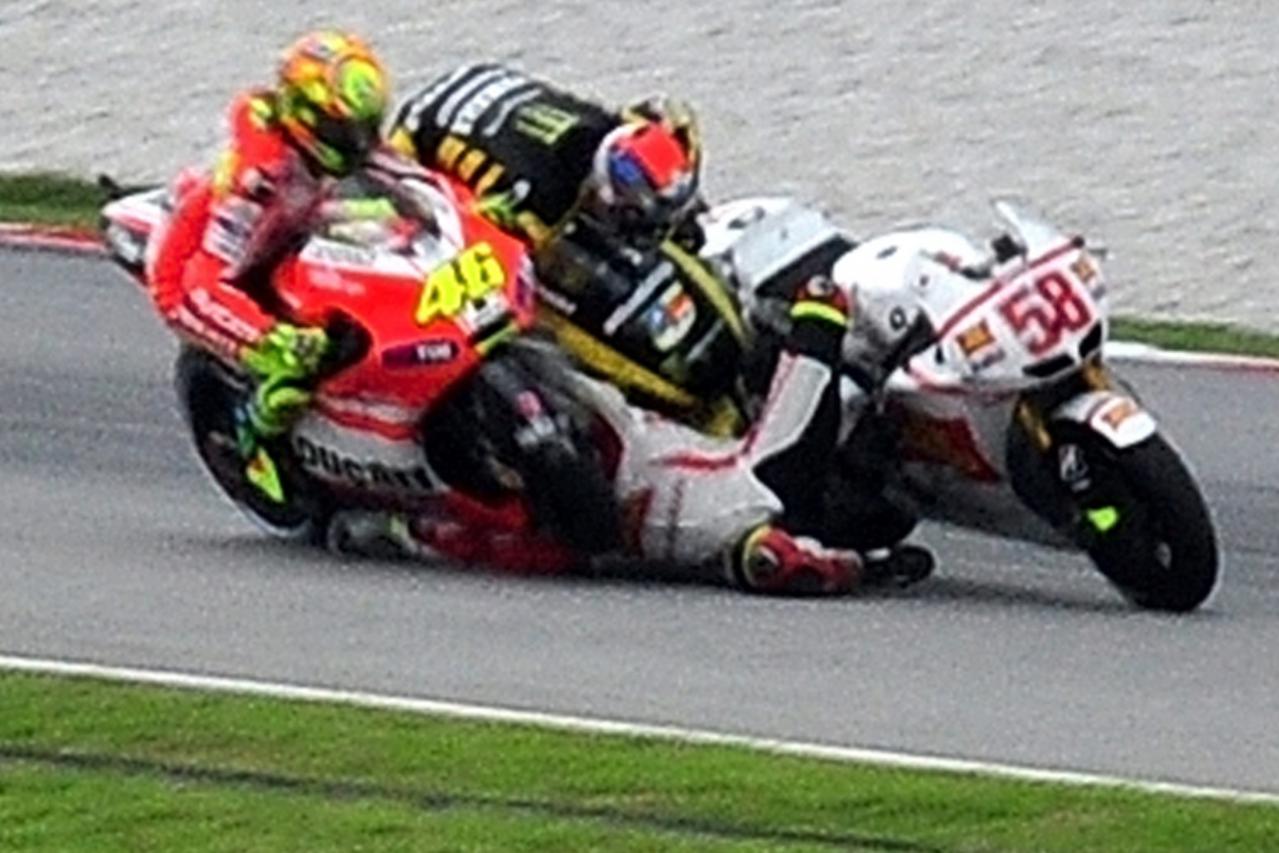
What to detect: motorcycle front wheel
<box><xmin>174</xmin><ymin>347</ymin><xmax>326</xmax><ymax>542</ymax></box>
<box><xmin>1072</xmin><ymin>432</ymin><xmax>1219</xmax><ymax>613</ymax></box>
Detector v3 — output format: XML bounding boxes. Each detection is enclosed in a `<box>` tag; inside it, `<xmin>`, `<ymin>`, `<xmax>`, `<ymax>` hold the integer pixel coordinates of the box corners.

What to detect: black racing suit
<box><xmin>389</xmin><ymin>64</ymin><xmax>746</xmax><ymax>432</ymax></box>
<box><xmin>388</xmin><ymin>62</ymin><xmax>620</xmax><ymax>246</ymax></box>
<box><xmin>388</xmin><ymin>65</ymin><xmax>904</xmax><ymax>553</ymax></box>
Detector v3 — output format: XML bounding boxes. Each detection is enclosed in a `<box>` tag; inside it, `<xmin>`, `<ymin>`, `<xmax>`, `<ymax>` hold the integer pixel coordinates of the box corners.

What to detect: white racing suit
<box><xmin>571</xmin><ymin>349</ymin><xmax>835</xmax><ymax>565</ymax></box>
<box><xmin>326</xmin><ymin>302</ymin><xmax>853</xmax><ymax>591</ymax></box>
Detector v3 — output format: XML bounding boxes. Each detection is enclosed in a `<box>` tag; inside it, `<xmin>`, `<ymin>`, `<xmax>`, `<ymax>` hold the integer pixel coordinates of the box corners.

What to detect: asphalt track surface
<box><xmin>2</xmin><ymin>248</ymin><xmax>1277</xmax><ymax>794</ymax></box>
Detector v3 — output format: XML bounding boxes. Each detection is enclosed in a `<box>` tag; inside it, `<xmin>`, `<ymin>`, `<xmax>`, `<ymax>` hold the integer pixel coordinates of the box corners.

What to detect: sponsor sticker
<box><xmin>955</xmin><ymin>319</ymin><xmax>1007</xmax><ymax>370</ymax></box>
<box><xmin>645</xmin><ymin>284</ymin><xmax>698</xmax><ymax>352</ymax></box>
<box><xmin>1071</xmin><ymin>255</ymin><xmax>1099</xmax><ymax>284</ymax></box>
<box><xmin>957</xmin><ymin>320</ymin><xmax>996</xmax><ymax>356</ymax></box>
<box><xmin>382</xmin><ymin>339</ymin><xmax>461</xmax><ymax>369</ymax></box>
<box><xmin>1099</xmin><ymin>398</ymin><xmax>1141</xmax><ymax>429</ymax></box>
<box><xmin>294</xmin><ymin>435</ymin><xmax>435</xmax><ymax>493</ymax></box>
<box><xmin>305</xmin><ymin>239</ymin><xmax>378</xmax><ymax>268</ymax></box>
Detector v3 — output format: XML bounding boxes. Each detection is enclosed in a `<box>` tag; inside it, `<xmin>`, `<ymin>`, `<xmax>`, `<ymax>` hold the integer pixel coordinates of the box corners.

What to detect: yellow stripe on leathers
<box><xmin>661</xmin><ymin>240</ymin><xmax>748</xmax><ymax>344</ymax></box>
<box><xmin>536</xmin><ymin>308</ymin><xmax>746</xmax><ymax>437</ymax></box>
<box><xmin>699</xmin><ymin>394</ymin><xmax>746</xmax><ymax>438</ymax></box>
<box><xmin>387</xmin><ymin>127</ymin><xmax>418</xmax><ymax>159</ymax></box>
<box><xmin>435</xmin><ymin>135</ymin><xmax>467</xmax><ymax>170</ymax></box>
<box><xmin>791</xmin><ymin>301</ymin><xmax>847</xmax><ymax>327</ymax></box>
<box><xmin>536</xmin><ymin>308</ymin><xmax>698</xmax><ymax>409</ymax></box>
<box><xmin>516</xmin><ymin>211</ymin><xmax>553</xmax><ymax>247</ymax></box>
<box><xmin>457</xmin><ymin>149</ymin><xmax>488</xmax><ymax>182</ymax></box>
<box><xmin>474</xmin><ymin>164</ymin><xmax>506</xmax><ymax>197</ymax></box>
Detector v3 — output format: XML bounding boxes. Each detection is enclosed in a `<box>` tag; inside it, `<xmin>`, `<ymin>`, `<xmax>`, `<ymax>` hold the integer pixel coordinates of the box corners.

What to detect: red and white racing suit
<box><xmin>577</xmin><ymin>347</ymin><xmax>839</xmax><ymax>566</ymax></box>
<box><xmin>388</xmin><ymin>320</ymin><xmax>847</xmax><ymax>579</ymax></box>
<box><xmin>145</xmin><ymin>90</ymin><xmax>329</xmax><ymax>360</ymax></box>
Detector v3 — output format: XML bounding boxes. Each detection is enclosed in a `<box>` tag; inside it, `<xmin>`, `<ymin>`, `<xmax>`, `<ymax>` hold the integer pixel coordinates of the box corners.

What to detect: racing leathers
<box><xmin>146</xmin><ymin>90</ymin><xmax>333</xmax><ymax>447</ymax></box>
<box><xmin>595</xmin><ymin>277</ymin><xmax>859</xmax><ymax>592</ymax></box>
<box><xmin>388</xmin><ymin>62</ymin><xmax>631</xmax><ymax>248</ymax></box>
<box><xmin>331</xmin><ymin>277</ymin><xmax>863</xmax><ymax>595</ymax></box>
<box><xmin>388</xmin><ymin>64</ymin><xmax>738</xmax><ymax>431</ymax></box>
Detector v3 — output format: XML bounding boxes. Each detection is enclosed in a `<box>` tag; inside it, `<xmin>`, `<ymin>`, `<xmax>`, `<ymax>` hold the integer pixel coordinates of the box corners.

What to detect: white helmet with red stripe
<box><xmin>588</xmin><ymin>121</ymin><xmax>699</xmax><ymax>235</ymax></box>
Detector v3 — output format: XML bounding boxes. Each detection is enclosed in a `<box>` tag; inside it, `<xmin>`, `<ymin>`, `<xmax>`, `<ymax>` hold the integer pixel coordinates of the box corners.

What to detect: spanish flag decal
<box><xmin>957</xmin><ymin>320</ymin><xmax>996</xmax><ymax>356</ymax></box>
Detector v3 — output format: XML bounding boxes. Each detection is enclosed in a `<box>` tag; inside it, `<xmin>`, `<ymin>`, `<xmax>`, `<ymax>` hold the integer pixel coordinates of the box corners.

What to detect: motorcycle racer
<box><xmin>385</xmin><ymin>65</ymin><xmax>743</xmax><ymax>427</ymax></box>
<box><xmin>611</xmin><ymin>273</ymin><xmax>863</xmax><ymax>593</ymax></box>
<box><xmin>330</xmin><ymin>273</ymin><xmax>872</xmax><ymax>596</ymax></box>
<box><xmin>388</xmin><ymin>62</ymin><xmax>702</xmax><ymax>251</ymax></box>
<box><xmin>383</xmin><ymin>67</ymin><xmax>928</xmax><ymax>587</ymax></box>
<box><xmin>146</xmin><ymin>30</ymin><xmax>390</xmax><ymax>484</ymax></box>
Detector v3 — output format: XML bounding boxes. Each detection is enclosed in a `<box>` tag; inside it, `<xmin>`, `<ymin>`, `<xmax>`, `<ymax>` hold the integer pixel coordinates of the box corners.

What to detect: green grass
<box><xmin>0</xmin><ymin>171</ymin><xmax>107</xmax><ymax>229</ymax></box>
<box><xmin>1</xmin><ymin>671</ymin><xmax>1276</xmax><ymax>851</ymax></box>
<box><xmin>4</xmin><ymin>171</ymin><xmax>1279</xmax><ymax>360</ymax></box>
<box><xmin>1109</xmin><ymin>317</ymin><xmax>1279</xmax><ymax>360</ymax></box>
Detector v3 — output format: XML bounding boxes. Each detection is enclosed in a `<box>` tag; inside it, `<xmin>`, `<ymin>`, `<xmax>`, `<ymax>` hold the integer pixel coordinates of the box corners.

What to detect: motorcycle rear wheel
<box><xmin>520</xmin><ymin>438</ymin><xmax>622</xmax><ymax>555</ymax></box>
<box><xmin>424</xmin><ymin>344</ymin><xmax>623</xmax><ymax>557</ymax></box>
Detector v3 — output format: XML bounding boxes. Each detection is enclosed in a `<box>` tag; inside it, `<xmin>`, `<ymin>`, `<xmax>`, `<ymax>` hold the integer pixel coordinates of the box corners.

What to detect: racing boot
<box><xmin>233</xmin><ymin>400</ymin><xmax>292</xmax><ymax>506</ymax></box>
<box><xmin>861</xmin><ymin>543</ymin><xmax>935</xmax><ymax>589</ymax></box>
<box><xmin>325</xmin><ymin>510</ymin><xmax>432</xmax><ymax>560</ymax></box>
<box><xmin>728</xmin><ymin>524</ymin><xmax>861</xmax><ymax>596</ymax></box>
<box><xmin>234</xmin><ymin>324</ymin><xmax>330</xmax><ymax>503</ymax></box>
<box><xmin>326</xmin><ymin>511</ymin><xmax>576</xmax><ymax>573</ymax></box>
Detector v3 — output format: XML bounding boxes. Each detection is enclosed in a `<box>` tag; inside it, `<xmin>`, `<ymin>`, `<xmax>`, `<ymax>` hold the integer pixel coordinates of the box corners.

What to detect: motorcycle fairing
<box><xmin>1051</xmin><ymin>390</ymin><xmax>1158</xmax><ymax>449</ymax></box>
<box><xmin>850</xmin><ymin>248</ymin><xmax>1097</xmax><ymax>399</ymax></box>
<box><xmin>101</xmin><ymin>187</ymin><xmax>169</xmax><ymax>274</ymax></box>
<box><xmin>895</xmin><ymin>407</ymin><xmax>1002</xmax><ymax>482</ymax></box>
<box><xmin>697</xmin><ymin>196</ymin><xmax>850</xmax><ymax>301</ymax></box>
<box><xmin>290</xmin><ymin>411</ymin><xmax>440</xmax><ymax>503</ymax></box>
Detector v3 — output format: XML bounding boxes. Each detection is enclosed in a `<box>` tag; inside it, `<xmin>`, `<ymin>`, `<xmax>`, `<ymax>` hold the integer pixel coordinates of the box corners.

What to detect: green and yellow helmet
<box><xmin>276</xmin><ymin>30</ymin><xmax>389</xmax><ymax>176</ymax></box>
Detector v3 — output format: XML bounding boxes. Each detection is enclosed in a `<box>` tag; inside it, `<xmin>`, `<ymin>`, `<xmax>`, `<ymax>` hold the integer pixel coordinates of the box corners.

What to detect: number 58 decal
<box><xmin>998</xmin><ymin>269</ymin><xmax>1093</xmax><ymax>356</ymax></box>
<box><xmin>415</xmin><ymin>242</ymin><xmax>506</xmax><ymax>324</ymax></box>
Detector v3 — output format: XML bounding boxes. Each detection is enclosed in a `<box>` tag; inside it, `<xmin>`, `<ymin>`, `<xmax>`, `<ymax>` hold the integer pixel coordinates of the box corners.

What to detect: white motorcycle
<box><xmin>701</xmin><ymin>198</ymin><xmax>1219</xmax><ymax>612</ymax></box>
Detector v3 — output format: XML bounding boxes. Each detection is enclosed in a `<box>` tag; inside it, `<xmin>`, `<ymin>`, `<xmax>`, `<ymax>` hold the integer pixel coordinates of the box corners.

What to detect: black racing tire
<box><xmin>1079</xmin><ymin>433</ymin><xmax>1219</xmax><ymax>613</ymax></box>
<box><xmin>519</xmin><ymin>437</ymin><xmax>623</xmax><ymax>555</ymax></box>
<box><xmin>430</xmin><ymin>344</ymin><xmax>623</xmax><ymax>557</ymax></box>
<box><xmin>174</xmin><ymin>347</ymin><xmax>326</xmax><ymax>542</ymax></box>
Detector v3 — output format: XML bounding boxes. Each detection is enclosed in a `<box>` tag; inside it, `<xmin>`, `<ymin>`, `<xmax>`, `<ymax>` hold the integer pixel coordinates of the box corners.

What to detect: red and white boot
<box><xmin>728</xmin><ymin>524</ymin><xmax>861</xmax><ymax>596</ymax></box>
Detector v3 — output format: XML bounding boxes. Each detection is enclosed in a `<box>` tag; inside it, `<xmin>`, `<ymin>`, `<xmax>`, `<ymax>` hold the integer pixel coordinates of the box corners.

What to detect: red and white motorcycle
<box><xmin>702</xmin><ymin>198</ymin><xmax>1219</xmax><ymax>612</ymax></box>
<box><xmin>100</xmin><ymin>159</ymin><xmax>620</xmax><ymax>567</ymax></box>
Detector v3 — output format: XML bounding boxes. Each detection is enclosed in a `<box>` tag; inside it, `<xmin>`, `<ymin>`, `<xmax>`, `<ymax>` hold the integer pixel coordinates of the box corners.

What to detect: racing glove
<box><xmin>786</xmin><ymin>275</ymin><xmax>850</xmax><ymax>365</ymax></box>
<box><xmin>238</xmin><ymin>323</ymin><xmax>330</xmax><ymax>442</ymax></box>
<box><xmin>475</xmin><ymin>181</ymin><xmax>532</xmax><ymax>233</ymax></box>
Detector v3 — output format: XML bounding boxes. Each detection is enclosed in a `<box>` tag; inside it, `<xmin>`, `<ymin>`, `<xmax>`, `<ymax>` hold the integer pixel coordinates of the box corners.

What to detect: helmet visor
<box><xmin>311</xmin><ymin>112</ymin><xmax>380</xmax><ymax>175</ymax></box>
<box><xmin>607</xmin><ymin>147</ymin><xmax>698</xmax><ymax>233</ymax></box>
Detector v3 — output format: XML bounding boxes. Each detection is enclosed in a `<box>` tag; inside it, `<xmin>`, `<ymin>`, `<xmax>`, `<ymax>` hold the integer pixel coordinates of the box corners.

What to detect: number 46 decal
<box><xmin>998</xmin><ymin>270</ymin><xmax>1093</xmax><ymax>357</ymax></box>
<box><xmin>416</xmin><ymin>242</ymin><xmax>507</xmax><ymax>324</ymax></box>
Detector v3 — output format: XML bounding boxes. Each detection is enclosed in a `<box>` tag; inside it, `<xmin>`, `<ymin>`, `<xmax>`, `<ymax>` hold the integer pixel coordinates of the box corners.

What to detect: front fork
<box><xmin>1009</xmin><ymin>360</ymin><xmax>1153</xmax><ymax>547</ymax></box>
<box><xmin>1013</xmin><ymin>359</ymin><xmax>1115</xmax><ymax>452</ymax></box>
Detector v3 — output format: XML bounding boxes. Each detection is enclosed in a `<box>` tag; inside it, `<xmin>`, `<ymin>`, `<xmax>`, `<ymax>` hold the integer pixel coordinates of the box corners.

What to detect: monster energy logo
<box><xmin>514</xmin><ymin>103</ymin><xmax>579</xmax><ymax>145</ymax></box>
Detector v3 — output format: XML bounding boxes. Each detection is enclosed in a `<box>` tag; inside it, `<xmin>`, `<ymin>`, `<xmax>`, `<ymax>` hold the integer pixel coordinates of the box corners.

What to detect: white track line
<box><xmin>3</xmin><ymin>653</ymin><xmax>1276</xmax><ymax>806</ymax></box>
<box><xmin>1</xmin><ymin>231</ymin><xmax>1275</xmax><ymax>804</ymax></box>
<box><xmin>1105</xmin><ymin>340</ymin><xmax>1279</xmax><ymax>372</ymax></box>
